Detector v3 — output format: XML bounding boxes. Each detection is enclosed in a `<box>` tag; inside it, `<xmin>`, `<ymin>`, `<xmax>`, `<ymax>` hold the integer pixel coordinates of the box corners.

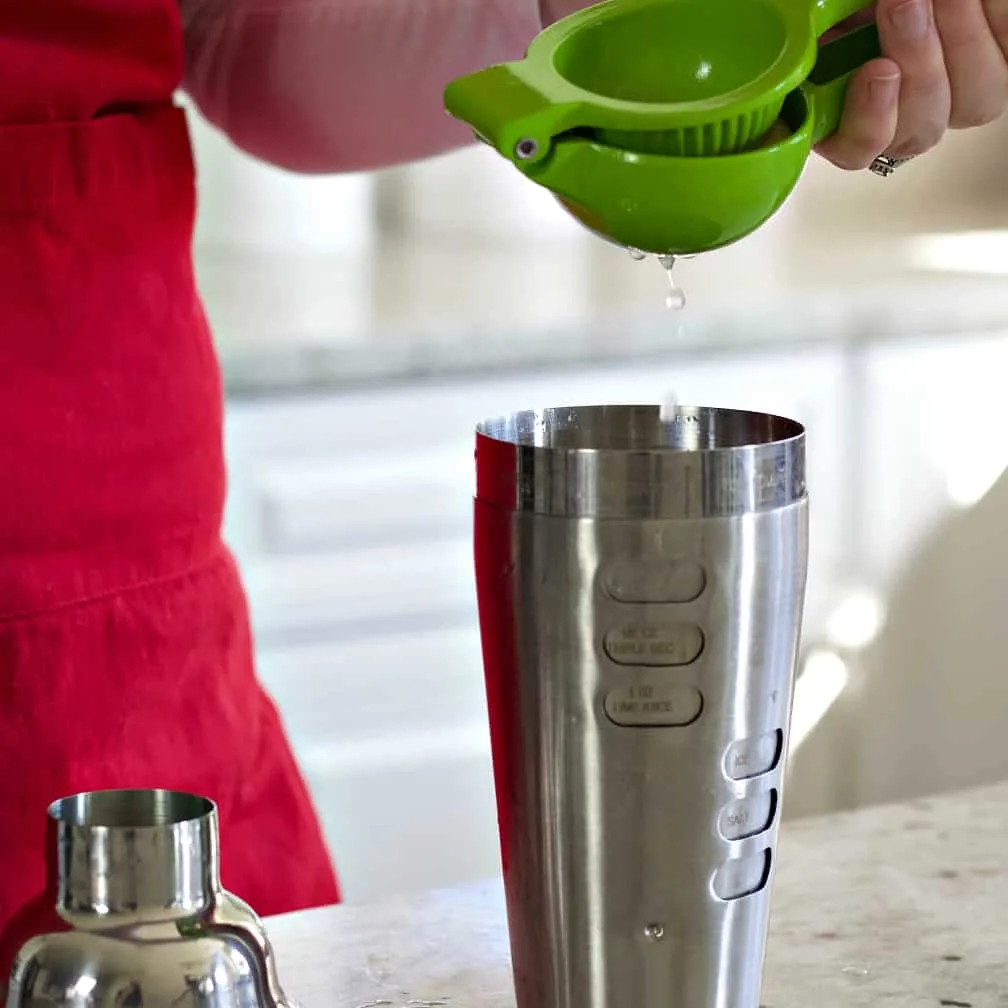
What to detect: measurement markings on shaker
<box><xmin>604</xmin><ymin>682</ymin><xmax>703</xmax><ymax>727</ymax></box>
<box><xmin>603</xmin><ymin>620</ymin><xmax>705</xmax><ymax>666</ymax></box>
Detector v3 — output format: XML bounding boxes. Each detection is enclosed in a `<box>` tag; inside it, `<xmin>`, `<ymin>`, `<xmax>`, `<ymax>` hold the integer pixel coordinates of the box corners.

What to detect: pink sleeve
<box><xmin>180</xmin><ymin>0</ymin><xmax>580</xmax><ymax>173</ymax></box>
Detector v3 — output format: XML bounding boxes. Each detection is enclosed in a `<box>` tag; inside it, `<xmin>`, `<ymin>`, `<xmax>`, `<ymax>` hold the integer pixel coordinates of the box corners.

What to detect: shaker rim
<box><xmin>475</xmin><ymin>404</ymin><xmax>805</xmax><ymax>455</ymax></box>
<box><xmin>48</xmin><ymin>788</ymin><xmax>217</xmax><ymax>831</ymax></box>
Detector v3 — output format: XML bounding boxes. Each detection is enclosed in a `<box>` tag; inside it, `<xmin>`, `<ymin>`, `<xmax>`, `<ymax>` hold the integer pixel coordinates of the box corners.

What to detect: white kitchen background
<box><xmin>183</xmin><ymin>96</ymin><xmax>1008</xmax><ymax>904</ymax></box>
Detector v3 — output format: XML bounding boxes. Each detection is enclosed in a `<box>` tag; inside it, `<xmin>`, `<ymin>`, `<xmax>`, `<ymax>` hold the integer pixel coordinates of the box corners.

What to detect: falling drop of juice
<box><xmin>627</xmin><ymin>247</ymin><xmax>647</xmax><ymax>261</ymax></box>
<box><xmin>664</xmin><ymin>286</ymin><xmax>686</xmax><ymax>311</ymax></box>
<box><xmin>657</xmin><ymin>254</ymin><xmax>686</xmax><ymax>310</ymax></box>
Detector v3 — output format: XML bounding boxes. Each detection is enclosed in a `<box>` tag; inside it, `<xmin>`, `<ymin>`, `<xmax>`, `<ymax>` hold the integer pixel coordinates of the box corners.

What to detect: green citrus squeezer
<box><xmin>443</xmin><ymin>0</ymin><xmax>881</xmax><ymax>256</ymax></box>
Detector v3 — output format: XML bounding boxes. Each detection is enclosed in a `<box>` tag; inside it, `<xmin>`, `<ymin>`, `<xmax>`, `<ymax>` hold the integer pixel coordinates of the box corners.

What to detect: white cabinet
<box><xmin>858</xmin><ymin>332</ymin><xmax>1008</xmax><ymax>587</ymax></box>
<box><xmin>255</xmin><ymin>626</ymin><xmax>499</xmax><ymax>900</ymax></box>
<box><xmin>780</xmin><ymin>328</ymin><xmax>1008</xmax><ymax>819</ymax></box>
<box><xmin>789</xmin><ymin>329</ymin><xmax>1008</xmax><ymax>816</ymax></box>
<box><xmin>223</xmin><ymin>345</ymin><xmax>846</xmax><ymax>901</ymax></box>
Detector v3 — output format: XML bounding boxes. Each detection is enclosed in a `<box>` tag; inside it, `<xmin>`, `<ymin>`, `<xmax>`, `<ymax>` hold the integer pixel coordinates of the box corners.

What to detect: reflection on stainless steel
<box><xmin>476</xmin><ymin>404</ymin><xmax>805</xmax><ymax>519</ymax></box>
<box><xmin>6</xmin><ymin>789</ymin><xmax>296</xmax><ymax>1007</ymax></box>
<box><xmin>474</xmin><ymin>405</ymin><xmax>809</xmax><ymax>1008</ymax></box>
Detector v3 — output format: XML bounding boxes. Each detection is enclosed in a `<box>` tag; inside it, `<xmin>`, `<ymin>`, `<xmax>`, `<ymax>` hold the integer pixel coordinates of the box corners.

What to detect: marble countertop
<box><xmin>267</xmin><ymin>779</ymin><xmax>1007</xmax><ymax>1007</ymax></box>
<box><xmin>200</xmin><ymin>230</ymin><xmax>1008</xmax><ymax>399</ymax></box>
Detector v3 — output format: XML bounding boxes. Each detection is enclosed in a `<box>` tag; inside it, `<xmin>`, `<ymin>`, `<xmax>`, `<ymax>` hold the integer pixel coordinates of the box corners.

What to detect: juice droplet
<box><xmin>657</xmin><ymin>254</ymin><xmax>686</xmax><ymax>311</ymax></box>
<box><xmin>665</xmin><ymin>287</ymin><xmax>686</xmax><ymax>310</ymax></box>
<box><xmin>627</xmin><ymin>247</ymin><xmax>647</xmax><ymax>261</ymax></box>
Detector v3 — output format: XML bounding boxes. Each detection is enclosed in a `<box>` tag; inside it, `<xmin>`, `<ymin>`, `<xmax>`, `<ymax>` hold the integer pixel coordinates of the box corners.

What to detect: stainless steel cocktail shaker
<box><xmin>474</xmin><ymin>404</ymin><xmax>808</xmax><ymax>1008</ymax></box>
<box><xmin>6</xmin><ymin>788</ymin><xmax>295</xmax><ymax>1007</ymax></box>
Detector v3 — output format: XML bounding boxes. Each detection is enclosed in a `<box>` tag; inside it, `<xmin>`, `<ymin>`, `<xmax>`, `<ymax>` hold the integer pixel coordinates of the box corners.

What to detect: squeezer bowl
<box><xmin>544</xmin><ymin>89</ymin><xmax>812</xmax><ymax>255</ymax></box>
<box><xmin>555</xmin><ymin>0</ymin><xmax>796</xmax><ymax>156</ymax></box>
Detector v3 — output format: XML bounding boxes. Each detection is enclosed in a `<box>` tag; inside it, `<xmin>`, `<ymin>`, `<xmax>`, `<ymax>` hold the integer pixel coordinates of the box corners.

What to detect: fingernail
<box><xmin>868</xmin><ymin>73</ymin><xmax>900</xmax><ymax>105</ymax></box>
<box><xmin>891</xmin><ymin>0</ymin><xmax>930</xmax><ymax>40</ymax></box>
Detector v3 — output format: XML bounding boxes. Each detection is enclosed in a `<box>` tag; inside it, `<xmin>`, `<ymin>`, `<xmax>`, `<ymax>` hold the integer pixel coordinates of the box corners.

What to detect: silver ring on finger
<box><xmin>868</xmin><ymin>154</ymin><xmax>917</xmax><ymax>177</ymax></box>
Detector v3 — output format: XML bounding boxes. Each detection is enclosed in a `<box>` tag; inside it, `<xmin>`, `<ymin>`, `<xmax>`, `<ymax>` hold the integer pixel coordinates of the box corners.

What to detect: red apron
<box><xmin>0</xmin><ymin>0</ymin><xmax>341</xmax><ymax>976</ymax></box>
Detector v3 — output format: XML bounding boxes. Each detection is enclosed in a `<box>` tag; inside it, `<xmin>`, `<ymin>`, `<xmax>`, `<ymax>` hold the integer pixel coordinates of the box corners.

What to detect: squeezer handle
<box><xmin>443</xmin><ymin>65</ymin><xmax>582</xmax><ymax>165</ymax></box>
<box><xmin>806</xmin><ymin>20</ymin><xmax>883</xmax><ymax>145</ymax></box>
<box><xmin>811</xmin><ymin>0</ymin><xmax>877</xmax><ymax>38</ymax></box>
